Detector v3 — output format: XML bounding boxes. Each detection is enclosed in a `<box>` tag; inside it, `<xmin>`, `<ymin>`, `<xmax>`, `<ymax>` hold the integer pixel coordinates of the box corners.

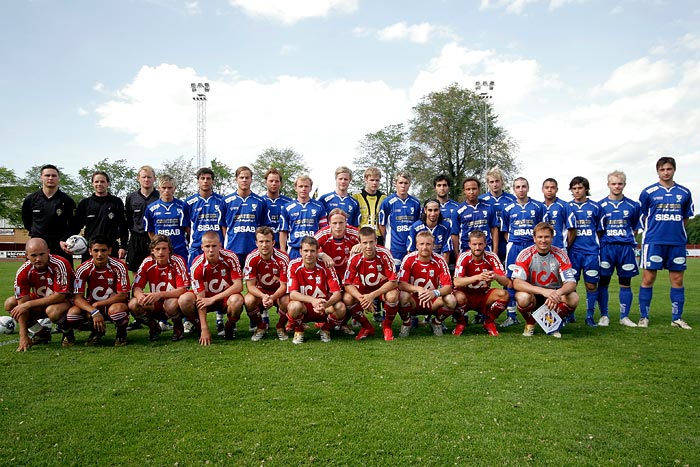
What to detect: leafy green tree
<box><xmin>211</xmin><ymin>158</ymin><xmax>237</xmax><ymax>195</ymax></box>
<box><xmin>21</xmin><ymin>165</ymin><xmax>81</xmax><ymax>201</ymax></box>
<box><xmin>251</xmin><ymin>148</ymin><xmax>309</xmax><ymax>198</ymax></box>
<box><xmin>352</xmin><ymin>124</ymin><xmax>411</xmax><ymax>195</ymax></box>
<box><xmin>0</xmin><ymin>167</ymin><xmax>26</xmax><ymax>227</ymax></box>
<box><xmin>408</xmin><ymin>82</ymin><xmax>519</xmax><ymax>201</ymax></box>
<box><xmin>158</xmin><ymin>156</ymin><xmax>197</xmax><ymax>199</ymax></box>
<box><xmin>686</xmin><ymin>216</ymin><xmax>700</xmax><ymax>245</ymax></box>
<box><xmin>77</xmin><ymin>158</ymin><xmax>138</xmax><ymax>199</ymax></box>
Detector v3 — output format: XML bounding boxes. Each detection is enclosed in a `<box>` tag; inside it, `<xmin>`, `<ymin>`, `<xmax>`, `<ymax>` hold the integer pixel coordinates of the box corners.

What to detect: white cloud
<box><xmin>184</xmin><ymin>1</ymin><xmax>200</xmax><ymax>15</ymax></box>
<box><xmin>375</xmin><ymin>22</ymin><xmax>454</xmax><ymax>44</ymax></box>
<box><xmin>280</xmin><ymin>44</ymin><xmax>298</xmax><ymax>56</ymax></box>
<box><xmin>609</xmin><ymin>5</ymin><xmax>623</xmax><ymax>14</ymax></box>
<box><xmin>679</xmin><ymin>33</ymin><xmax>700</xmax><ymax>51</ymax></box>
<box><xmin>229</xmin><ymin>0</ymin><xmax>358</xmax><ymax>25</ymax></box>
<box><xmin>77</xmin><ymin>107</ymin><xmax>89</xmax><ymax>117</ymax></box>
<box><xmin>93</xmin><ymin>82</ymin><xmax>105</xmax><ymax>92</ymax></box>
<box><xmin>596</xmin><ymin>57</ymin><xmax>674</xmax><ymax>94</ymax></box>
<box><xmin>351</xmin><ymin>26</ymin><xmax>371</xmax><ymax>38</ymax></box>
<box><xmin>479</xmin><ymin>0</ymin><xmax>588</xmax><ymax>14</ymax></box>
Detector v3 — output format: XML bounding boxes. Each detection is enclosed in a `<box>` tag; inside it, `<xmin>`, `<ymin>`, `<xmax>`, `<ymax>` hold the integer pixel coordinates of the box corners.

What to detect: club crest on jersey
<box><xmin>530</xmin><ymin>210</ymin><xmax>535</xmax><ymax>216</ymax></box>
<box><xmin>311</xmin><ymin>209</ymin><xmax>317</xmax><ymax>215</ymax></box>
<box><xmin>587</xmin><ymin>210</ymin><xmax>592</xmax><ymax>216</ymax></box>
<box><xmin>316</xmin><ymin>276</ymin><xmax>321</xmax><ymax>284</ymax></box>
<box><xmin>482</xmin><ymin>211</ymin><xmax>487</xmax><ymax>216</ymax></box>
<box><xmin>429</xmin><ymin>270</ymin><xmax>434</xmax><ymax>277</ymax></box>
<box><xmin>551</xmin><ymin>210</ymin><xmax>558</xmax><ymax>217</ymax></box>
<box><xmin>107</xmin><ymin>278</ymin><xmax>113</xmax><ymax>285</ymax></box>
<box><xmin>676</xmin><ymin>195</ymin><xmax>683</xmax><ymax>202</ymax></box>
<box><xmin>56</xmin><ymin>209</ymin><xmax>63</xmax><ymax>216</ymax></box>
<box><xmin>252</xmin><ymin>204</ymin><xmax>257</xmax><ymax>211</ymax></box>
<box><xmin>47</xmin><ymin>278</ymin><xmax>53</xmax><ymax>286</ymax></box>
<box><xmin>221</xmin><ymin>270</ymin><xmax>226</xmax><ymax>276</ymax></box>
<box><xmin>108</xmin><ymin>212</ymin><xmax>114</xmax><ymax>220</ymax></box>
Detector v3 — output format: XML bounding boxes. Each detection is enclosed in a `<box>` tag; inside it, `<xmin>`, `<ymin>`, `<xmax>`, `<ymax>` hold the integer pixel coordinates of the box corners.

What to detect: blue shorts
<box><xmin>641</xmin><ymin>244</ymin><xmax>687</xmax><ymax>271</ymax></box>
<box><xmin>569</xmin><ymin>251</ymin><xmax>600</xmax><ymax>284</ymax></box>
<box><xmin>600</xmin><ymin>243</ymin><xmax>639</xmax><ymax>278</ymax></box>
<box><xmin>505</xmin><ymin>242</ymin><xmax>531</xmax><ymax>278</ymax></box>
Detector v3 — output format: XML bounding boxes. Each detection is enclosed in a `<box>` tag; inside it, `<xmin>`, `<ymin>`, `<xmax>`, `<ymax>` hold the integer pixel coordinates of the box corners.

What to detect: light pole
<box><xmin>191</xmin><ymin>82</ymin><xmax>210</xmax><ymax>168</ymax></box>
<box><xmin>475</xmin><ymin>80</ymin><xmax>494</xmax><ymax>172</ymax></box>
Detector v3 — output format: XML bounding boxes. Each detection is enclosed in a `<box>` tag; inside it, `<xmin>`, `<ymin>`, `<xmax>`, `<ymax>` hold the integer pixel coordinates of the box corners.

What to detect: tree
<box><xmin>211</xmin><ymin>158</ymin><xmax>237</xmax><ymax>195</ymax></box>
<box><xmin>687</xmin><ymin>215</ymin><xmax>700</xmax><ymax>245</ymax></box>
<box><xmin>158</xmin><ymin>156</ymin><xmax>198</xmax><ymax>199</ymax></box>
<box><xmin>408</xmin><ymin>82</ymin><xmax>519</xmax><ymax>201</ymax></box>
<box><xmin>77</xmin><ymin>158</ymin><xmax>138</xmax><ymax>199</ymax></box>
<box><xmin>352</xmin><ymin>124</ymin><xmax>411</xmax><ymax>195</ymax></box>
<box><xmin>251</xmin><ymin>147</ymin><xmax>309</xmax><ymax>198</ymax></box>
<box><xmin>0</xmin><ymin>167</ymin><xmax>26</xmax><ymax>227</ymax></box>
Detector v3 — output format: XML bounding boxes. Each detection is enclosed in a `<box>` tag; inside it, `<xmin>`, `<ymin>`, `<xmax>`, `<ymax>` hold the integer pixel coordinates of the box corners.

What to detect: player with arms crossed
<box><xmin>453</xmin><ymin>231</ymin><xmax>509</xmax><ymax>337</ymax></box>
<box><xmin>262</xmin><ymin>168</ymin><xmax>293</xmax><ymax>249</ymax></box>
<box><xmin>4</xmin><ymin>238</ymin><xmax>73</xmax><ymax>351</ymax></box>
<box><xmin>66</xmin><ymin>236</ymin><xmax>131</xmax><ymax>346</ymax></box>
<box><xmin>144</xmin><ymin>174</ymin><xmax>189</xmax><ymax>260</ymax></box>
<box><xmin>451</xmin><ymin>177</ymin><xmax>499</xmax><ymax>254</ymax></box>
<box><xmin>320</xmin><ymin>166</ymin><xmax>361</xmax><ymax>226</ymax></box>
<box><xmin>353</xmin><ymin>167</ymin><xmax>386</xmax><ymax>245</ymax></box>
<box><xmin>286</xmin><ymin>236</ymin><xmax>346</xmax><ymax>344</ymax></box>
<box><xmin>378</xmin><ymin>171</ymin><xmax>421</xmax><ymax>269</ymax></box>
<box><xmin>243</xmin><ymin>226</ymin><xmax>291</xmax><ymax>341</ymax></box>
<box><xmin>343</xmin><ymin>227</ymin><xmax>400</xmax><ymax>341</ymax></box>
<box><xmin>396</xmin><ymin>231</ymin><xmax>457</xmax><ymax>337</ymax></box>
<box><xmin>128</xmin><ymin>235</ymin><xmax>190</xmax><ymax>342</ymax></box>
<box><xmin>512</xmin><ymin>223</ymin><xmax>579</xmax><ymax>338</ymax></box>
<box><xmin>638</xmin><ymin>156</ymin><xmax>695</xmax><ymax>329</ymax></box>
<box><xmin>479</xmin><ymin>167</ymin><xmax>516</xmax><ymax>263</ymax></box>
<box><xmin>541</xmin><ymin>178</ymin><xmax>570</xmax><ymax>250</ymax></box>
<box><xmin>279</xmin><ymin>175</ymin><xmax>327</xmax><ymax>259</ymax></box>
<box><xmin>179</xmin><ymin>232</ymin><xmax>245</xmax><ymax>345</ymax></box>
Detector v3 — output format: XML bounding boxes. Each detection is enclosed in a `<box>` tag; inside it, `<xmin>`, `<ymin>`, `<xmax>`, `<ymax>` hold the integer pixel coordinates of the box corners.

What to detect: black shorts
<box><xmin>126</xmin><ymin>233</ymin><xmax>151</xmax><ymax>272</ymax></box>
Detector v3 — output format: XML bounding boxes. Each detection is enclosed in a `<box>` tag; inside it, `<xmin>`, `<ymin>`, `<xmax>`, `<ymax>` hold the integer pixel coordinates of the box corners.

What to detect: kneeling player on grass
<box><xmin>66</xmin><ymin>236</ymin><xmax>131</xmax><ymax>346</ymax></box>
<box><xmin>453</xmin><ymin>230</ymin><xmax>509</xmax><ymax>337</ymax></box>
<box><xmin>4</xmin><ymin>238</ymin><xmax>73</xmax><ymax>352</ymax></box>
<box><xmin>178</xmin><ymin>231</ymin><xmax>244</xmax><ymax>346</ymax></box>
<box><xmin>287</xmin><ymin>236</ymin><xmax>346</xmax><ymax>344</ymax></box>
<box><xmin>343</xmin><ymin>227</ymin><xmax>399</xmax><ymax>341</ymax></box>
<box><xmin>512</xmin><ymin>223</ymin><xmax>579</xmax><ymax>338</ymax></box>
<box><xmin>128</xmin><ymin>235</ymin><xmax>190</xmax><ymax>342</ymax></box>
<box><xmin>244</xmin><ymin>226</ymin><xmax>291</xmax><ymax>341</ymax></box>
<box><xmin>396</xmin><ymin>231</ymin><xmax>456</xmax><ymax>337</ymax></box>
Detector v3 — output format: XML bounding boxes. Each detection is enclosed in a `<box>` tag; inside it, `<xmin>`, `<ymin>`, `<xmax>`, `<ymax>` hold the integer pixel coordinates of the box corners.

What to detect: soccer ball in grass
<box><xmin>66</xmin><ymin>235</ymin><xmax>88</xmax><ymax>255</ymax></box>
<box><xmin>0</xmin><ymin>316</ymin><xmax>16</xmax><ymax>334</ymax></box>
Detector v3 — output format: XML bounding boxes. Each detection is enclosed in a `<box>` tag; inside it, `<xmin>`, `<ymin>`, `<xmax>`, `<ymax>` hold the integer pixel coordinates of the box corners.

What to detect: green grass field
<box><xmin>0</xmin><ymin>260</ymin><xmax>698</xmax><ymax>467</ymax></box>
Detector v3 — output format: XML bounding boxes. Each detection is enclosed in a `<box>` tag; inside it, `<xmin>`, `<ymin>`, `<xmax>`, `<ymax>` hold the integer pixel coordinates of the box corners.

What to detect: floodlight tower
<box><xmin>474</xmin><ymin>80</ymin><xmax>495</xmax><ymax>172</ymax></box>
<box><xmin>191</xmin><ymin>82</ymin><xmax>210</xmax><ymax>168</ymax></box>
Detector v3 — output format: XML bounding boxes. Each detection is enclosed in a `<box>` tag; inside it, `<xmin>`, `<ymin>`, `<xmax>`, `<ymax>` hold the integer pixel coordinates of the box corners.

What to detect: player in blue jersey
<box><xmin>479</xmin><ymin>167</ymin><xmax>516</xmax><ymax>263</ymax></box>
<box><xmin>320</xmin><ymin>166</ymin><xmax>361</xmax><ymax>227</ymax></box>
<box><xmin>566</xmin><ymin>176</ymin><xmax>603</xmax><ymax>327</ymax></box>
<box><xmin>541</xmin><ymin>178</ymin><xmax>570</xmax><ymax>250</ymax></box>
<box><xmin>434</xmin><ymin>174</ymin><xmax>460</xmax><ymax>227</ymax></box>
<box><xmin>223</xmin><ymin>166</ymin><xmax>269</xmax><ymax>266</ymax></box>
<box><xmin>378</xmin><ymin>172</ymin><xmax>421</xmax><ymax>269</ymax></box>
<box><xmin>451</xmin><ymin>177</ymin><xmax>499</xmax><ymax>254</ymax></box>
<box><xmin>407</xmin><ymin>199</ymin><xmax>452</xmax><ymax>264</ymax></box>
<box><xmin>638</xmin><ymin>157</ymin><xmax>695</xmax><ymax>329</ymax></box>
<box><xmin>185</xmin><ymin>168</ymin><xmax>226</xmax><ymax>267</ymax></box>
<box><xmin>597</xmin><ymin>170</ymin><xmax>641</xmax><ymax>327</ymax></box>
<box><xmin>279</xmin><ymin>175</ymin><xmax>327</xmax><ymax>259</ymax></box>
<box><xmin>144</xmin><ymin>174</ymin><xmax>189</xmax><ymax>259</ymax></box>
<box><xmin>262</xmin><ymin>168</ymin><xmax>293</xmax><ymax>248</ymax></box>
<box><xmin>500</xmin><ymin>177</ymin><xmax>546</xmax><ymax>327</ymax></box>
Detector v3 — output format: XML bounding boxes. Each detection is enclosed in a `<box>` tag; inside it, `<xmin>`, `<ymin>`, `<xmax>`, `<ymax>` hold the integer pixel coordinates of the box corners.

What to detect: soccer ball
<box><xmin>66</xmin><ymin>235</ymin><xmax>88</xmax><ymax>255</ymax></box>
<box><xmin>0</xmin><ymin>316</ymin><xmax>16</xmax><ymax>334</ymax></box>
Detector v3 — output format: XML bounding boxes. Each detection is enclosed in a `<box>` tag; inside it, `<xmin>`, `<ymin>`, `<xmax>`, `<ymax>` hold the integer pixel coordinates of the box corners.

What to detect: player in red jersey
<box><xmin>65</xmin><ymin>236</ymin><xmax>131</xmax><ymax>346</ymax></box>
<box><xmin>4</xmin><ymin>238</ymin><xmax>73</xmax><ymax>351</ymax></box>
<box><xmin>178</xmin><ymin>231</ymin><xmax>244</xmax><ymax>346</ymax></box>
<box><xmin>453</xmin><ymin>230</ymin><xmax>509</xmax><ymax>337</ymax></box>
<box><xmin>244</xmin><ymin>226</ymin><xmax>291</xmax><ymax>341</ymax></box>
<box><xmin>396</xmin><ymin>231</ymin><xmax>457</xmax><ymax>337</ymax></box>
<box><xmin>343</xmin><ymin>227</ymin><xmax>399</xmax><ymax>341</ymax></box>
<box><xmin>128</xmin><ymin>235</ymin><xmax>190</xmax><ymax>342</ymax></box>
<box><xmin>287</xmin><ymin>236</ymin><xmax>346</xmax><ymax>344</ymax></box>
<box><xmin>512</xmin><ymin>222</ymin><xmax>579</xmax><ymax>338</ymax></box>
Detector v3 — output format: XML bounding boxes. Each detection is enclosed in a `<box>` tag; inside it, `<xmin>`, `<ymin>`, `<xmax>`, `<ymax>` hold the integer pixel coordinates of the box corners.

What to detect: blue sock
<box><xmin>597</xmin><ymin>286</ymin><xmax>609</xmax><ymax>316</ymax></box>
<box><xmin>619</xmin><ymin>287</ymin><xmax>633</xmax><ymax>318</ymax></box>
<box><xmin>639</xmin><ymin>286</ymin><xmax>653</xmax><ymax>319</ymax></box>
<box><xmin>507</xmin><ymin>287</ymin><xmax>516</xmax><ymax>317</ymax></box>
<box><xmin>586</xmin><ymin>289</ymin><xmax>598</xmax><ymax>319</ymax></box>
<box><xmin>670</xmin><ymin>287</ymin><xmax>685</xmax><ymax>321</ymax></box>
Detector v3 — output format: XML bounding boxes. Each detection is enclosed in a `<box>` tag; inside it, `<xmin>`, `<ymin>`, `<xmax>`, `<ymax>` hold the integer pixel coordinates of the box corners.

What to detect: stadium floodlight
<box><xmin>190</xmin><ymin>83</ymin><xmax>197</xmax><ymax>92</ymax></box>
<box><xmin>475</xmin><ymin>80</ymin><xmax>495</xmax><ymax>173</ymax></box>
<box><xmin>190</xmin><ymin>82</ymin><xmax>210</xmax><ymax>168</ymax></box>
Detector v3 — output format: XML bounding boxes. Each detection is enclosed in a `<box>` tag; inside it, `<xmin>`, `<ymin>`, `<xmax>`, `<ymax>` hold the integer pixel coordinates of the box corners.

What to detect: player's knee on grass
<box><xmin>440</xmin><ymin>294</ymin><xmax>457</xmax><ymax>310</ymax></box>
<box><xmin>385</xmin><ymin>289</ymin><xmax>399</xmax><ymax>304</ymax></box>
<box><xmin>226</xmin><ymin>294</ymin><xmax>244</xmax><ymax>318</ymax></box>
<box><xmin>4</xmin><ymin>296</ymin><xmax>17</xmax><ymax>312</ymax></box>
<box><xmin>515</xmin><ymin>291</ymin><xmax>534</xmax><ymax>310</ymax></box>
<box><xmin>565</xmin><ymin>292</ymin><xmax>580</xmax><ymax>309</ymax></box>
<box><xmin>342</xmin><ymin>292</ymin><xmax>357</xmax><ymax>307</ymax></box>
<box><xmin>399</xmin><ymin>291</ymin><xmax>413</xmax><ymax>308</ymax></box>
<box><xmin>287</xmin><ymin>300</ymin><xmax>305</xmax><ymax>319</ymax></box>
<box><xmin>45</xmin><ymin>301</ymin><xmax>70</xmax><ymax>322</ymax></box>
<box><xmin>178</xmin><ymin>293</ymin><xmax>196</xmax><ymax>314</ymax></box>
<box><xmin>329</xmin><ymin>301</ymin><xmax>346</xmax><ymax>319</ymax></box>
<box><xmin>163</xmin><ymin>298</ymin><xmax>181</xmax><ymax>317</ymax></box>
<box><xmin>244</xmin><ymin>293</ymin><xmax>261</xmax><ymax>310</ymax></box>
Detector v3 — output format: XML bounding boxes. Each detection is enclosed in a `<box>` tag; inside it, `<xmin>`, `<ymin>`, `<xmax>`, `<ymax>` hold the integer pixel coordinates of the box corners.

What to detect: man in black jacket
<box><xmin>124</xmin><ymin>165</ymin><xmax>159</xmax><ymax>273</ymax></box>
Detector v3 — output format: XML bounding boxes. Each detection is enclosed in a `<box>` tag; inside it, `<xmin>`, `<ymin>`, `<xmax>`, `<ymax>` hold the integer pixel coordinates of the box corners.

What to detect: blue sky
<box><xmin>1</xmin><ymin>0</ymin><xmax>699</xmax><ymax>200</ymax></box>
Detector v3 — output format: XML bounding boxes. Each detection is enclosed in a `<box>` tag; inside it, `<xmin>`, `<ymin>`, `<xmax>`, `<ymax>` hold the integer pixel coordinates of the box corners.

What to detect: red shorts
<box><xmin>300</xmin><ymin>303</ymin><xmax>327</xmax><ymax>323</ymax></box>
<box><xmin>463</xmin><ymin>289</ymin><xmax>500</xmax><ymax>314</ymax></box>
<box><xmin>186</xmin><ymin>290</ymin><xmax>229</xmax><ymax>311</ymax></box>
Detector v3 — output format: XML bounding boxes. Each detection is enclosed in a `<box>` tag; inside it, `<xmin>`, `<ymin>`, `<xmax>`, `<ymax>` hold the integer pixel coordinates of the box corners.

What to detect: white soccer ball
<box><xmin>0</xmin><ymin>316</ymin><xmax>16</xmax><ymax>334</ymax></box>
<box><xmin>66</xmin><ymin>235</ymin><xmax>89</xmax><ymax>255</ymax></box>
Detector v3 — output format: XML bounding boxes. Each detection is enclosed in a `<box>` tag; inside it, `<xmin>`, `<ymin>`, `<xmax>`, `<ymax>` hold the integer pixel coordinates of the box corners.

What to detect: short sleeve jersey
<box><xmin>262</xmin><ymin>194</ymin><xmax>293</xmax><ymax>244</ymax></box>
<box><xmin>223</xmin><ymin>192</ymin><xmax>269</xmax><ymax>255</ymax></box>
<box><xmin>320</xmin><ymin>192</ymin><xmax>361</xmax><ymax>227</ymax></box>
<box><xmin>132</xmin><ymin>254</ymin><xmax>190</xmax><ymax>293</ymax></box>
<box><xmin>639</xmin><ymin>182</ymin><xmax>695</xmax><ymax>246</ymax></box>
<box><xmin>287</xmin><ymin>258</ymin><xmax>342</xmax><ymax>300</ymax></box>
<box><xmin>314</xmin><ymin>225</ymin><xmax>359</xmax><ymax>281</ymax></box>
<box><xmin>511</xmin><ymin>245</ymin><xmax>576</xmax><ymax>290</ymax></box>
<box><xmin>74</xmin><ymin>257</ymin><xmax>131</xmax><ymax>304</ymax></box>
<box><xmin>598</xmin><ymin>196</ymin><xmax>642</xmax><ymax>246</ymax></box>
<box><xmin>398</xmin><ymin>251</ymin><xmax>453</xmax><ymax>291</ymax></box>
<box><xmin>14</xmin><ymin>255</ymin><xmax>74</xmax><ymax>299</ymax></box>
<box><xmin>502</xmin><ymin>199</ymin><xmax>546</xmax><ymax>244</ymax></box>
<box><xmin>279</xmin><ymin>200</ymin><xmax>327</xmax><ymax>250</ymax></box>
<box><xmin>244</xmin><ymin>249</ymin><xmax>290</xmax><ymax>295</ymax></box>
<box><xmin>143</xmin><ymin>198</ymin><xmax>189</xmax><ymax>258</ymax></box>
<box><xmin>454</xmin><ymin>250</ymin><xmax>505</xmax><ymax>295</ymax></box>
<box><xmin>439</xmin><ymin>199</ymin><xmax>460</xmax><ymax>229</ymax></box>
<box><xmin>406</xmin><ymin>221</ymin><xmax>453</xmax><ymax>255</ymax></box>
<box><xmin>378</xmin><ymin>194</ymin><xmax>421</xmax><ymax>260</ymax></box>
<box><xmin>189</xmin><ymin>249</ymin><xmax>242</xmax><ymax>297</ymax></box>
<box><xmin>567</xmin><ymin>199</ymin><xmax>603</xmax><ymax>254</ymax></box>
<box><xmin>543</xmin><ymin>198</ymin><xmax>570</xmax><ymax>249</ymax></box>
<box><xmin>184</xmin><ymin>193</ymin><xmax>226</xmax><ymax>250</ymax></box>
<box><xmin>344</xmin><ymin>247</ymin><xmax>397</xmax><ymax>294</ymax></box>
<box><xmin>450</xmin><ymin>202</ymin><xmax>499</xmax><ymax>252</ymax></box>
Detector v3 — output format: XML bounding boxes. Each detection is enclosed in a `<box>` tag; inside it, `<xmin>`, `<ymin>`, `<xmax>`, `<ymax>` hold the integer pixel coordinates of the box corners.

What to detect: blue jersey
<box><xmin>543</xmin><ymin>198</ymin><xmax>570</xmax><ymax>249</ymax></box>
<box><xmin>320</xmin><ymin>192</ymin><xmax>361</xmax><ymax>227</ymax></box>
<box><xmin>450</xmin><ymin>202</ymin><xmax>498</xmax><ymax>252</ymax></box>
<box><xmin>279</xmin><ymin>199</ymin><xmax>327</xmax><ymax>251</ymax></box>
<box><xmin>406</xmin><ymin>220</ymin><xmax>453</xmax><ymax>255</ymax></box>
<box><xmin>639</xmin><ymin>182</ymin><xmax>694</xmax><ymax>246</ymax></box>
<box><xmin>185</xmin><ymin>193</ymin><xmax>225</xmax><ymax>251</ymax></box>
<box><xmin>502</xmin><ymin>199</ymin><xmax>546</xmax><ymax>244</ymax></box>
<box><xmin>598</xmin><ymin>196</ymin><xmax>641</xmax><ymax>246</ymax></box>
<box><xmin>143</xmin><ymin>198</ymin><xmax>189</xmax><ymax>259</ymax></box>
<box><xmin>223</xmin><ymin>192</ymin><xmax>268</xmax><ymax>255</ymax></box>
<box><xmin>479</xmin><ymin>192</ymin><xmax>516</xmax><ymax>256</ymax></box>
<box><xmin>439</xmin><ymin>199</ymin><xmax>460</xmax><ymax>229</ymax></box>
<box><xmin>378</xmin><ymin>194</ymin><xmax>421</xmax><ymax>261</ymax></box>
<box><xmin>567</xmin><ymin>199</ymin><xmax>603</xmax><ymax>254</ymax></box>
<box><xmin>263</xmin><ymin>194</ymin><xmax>293</xmax><ymax>245</ymax></box>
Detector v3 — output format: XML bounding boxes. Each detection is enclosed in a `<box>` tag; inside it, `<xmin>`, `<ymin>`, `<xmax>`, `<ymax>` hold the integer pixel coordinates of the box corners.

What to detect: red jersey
<box><xmin>511</xmin><ymin>245</ymin><xmax>575</xmax><ymax>289</ymax></box>
<box><xmin>314</xmin><ymin>225</ymin><xmax>359</xmax><ymax>281</ymax></box>
<box><xmin>190</xmin><ymin>249</ymin><xmax>242</xmax><ymax>297</ymax></box>
<box><xmin>14</xmin><ymin>254</ymin><xmax>73</xmax><ymax>299</ymax></box>
<box><xmin>74</xmin><ymin>257</ymin><xmax>131</xmax><ymax>304</ymax></box>
<box><xmin>398</xmin><ymin>251</ymin><xmax>452</xmax><ymax>291</ymax></box>
<box><xmin>133</xmin><ymin>254</ymin><xmax>190</xmax><ymax>293</ymax></box>
<box><xmin>244</xmin><ymin>248</ymin><xmax>290</xmax><ymax>294</ymax></box>
<box><xmin>454</xmin><ymin>250</ymin><xmax>505</xmax><ymax>295</ymax></box>
<box><xmin>344</xmin><ymin>246</ymin><xmax>397</xmax><ymax>294</ymax></box>
<box><xmin>287</xmin><ymin>258</ymin><xmax>341</xmax><ymax>299</ymax></box>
